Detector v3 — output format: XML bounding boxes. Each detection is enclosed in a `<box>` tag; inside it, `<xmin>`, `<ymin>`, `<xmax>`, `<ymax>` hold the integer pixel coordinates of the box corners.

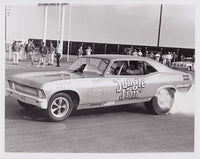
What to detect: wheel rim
<box><xmin>155</xmin><ymin>89</ymin><xmax>173</xmax><ymax>109</ymax></box>
<box><xmin>50</xmin><ymin>97</ymin><xmax>69</xmax><ymax>118</ymax></box>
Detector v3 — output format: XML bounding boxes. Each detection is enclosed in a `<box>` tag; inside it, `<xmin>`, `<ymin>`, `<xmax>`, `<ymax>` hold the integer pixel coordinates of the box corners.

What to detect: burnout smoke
<box><xmin>170</xmin><ymin>85</ymin><xmax>194</xmax><ymax>115</ymax></box>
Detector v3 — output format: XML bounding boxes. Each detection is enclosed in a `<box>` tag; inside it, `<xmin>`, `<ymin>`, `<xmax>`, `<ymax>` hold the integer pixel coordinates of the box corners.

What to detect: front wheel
<box><xmin>145</xmin><ymin>88</ymin><xmax>174</xmax><ymax>115</ymax></box>
<box><xmin>45</xmin><ymin>93</ymin><xmax>73</xmax><ymax>122</ymax></box>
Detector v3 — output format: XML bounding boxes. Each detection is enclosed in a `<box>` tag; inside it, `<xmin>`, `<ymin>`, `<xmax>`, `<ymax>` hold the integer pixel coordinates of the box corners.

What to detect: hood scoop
<box><xmin>43</xmin><ymin>73</ymin><xmax>71</xmax><ymax>80</ymax></box>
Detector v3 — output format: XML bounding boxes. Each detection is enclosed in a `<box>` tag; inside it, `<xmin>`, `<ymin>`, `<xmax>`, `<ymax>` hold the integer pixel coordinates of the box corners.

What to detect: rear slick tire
<box><xmin>145</xmin><ymin>88</ymin><xmax>174</xmax><ymax>115</ymax></box>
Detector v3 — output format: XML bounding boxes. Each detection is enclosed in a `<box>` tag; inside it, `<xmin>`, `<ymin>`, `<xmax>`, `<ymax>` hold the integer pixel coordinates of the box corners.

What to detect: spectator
<box><xmin>37</xmin><ymin>42</ymin><xmax>48</xmax><ymax>67</ymax></box>
<box><xmin>155</xmin><ymin>52</ymin><xmax>161</xmax><ymax>62</ymax></box>
<box><xmin>25</xmin><ymin>39</ymin><xmax>35</xmax><ymax>66</ymax></box>
<box><xmin>166</xmin><ymin>52</ymin><xmax>173</xmax><ymax>66</ymax></box>
<box><xmin>8</xmin><ymin>43</ymin><xmax>12</xmax><ymax>61</ymax></box>
<box><xmin>19</xmin><ymin>43</ymin><xmax>23</xmax><ymax>61</ymax></box>
<box><xmin>138</xmin><ymin>49</ymin><xmax>143</xmax><ymax>56</ymax></box>
<box><xmin>127</xmin><ymin>48</ymin><xmax>132</xmax><ymax>55</ymax></box>
<box><xmin>78</xmin><ymin>46</ymin><xmax>83</xmax><ymax>58</ymax></box>
<box><xmin>144</xmin><ymin>50</ymin><xmax>150</xmax><ymax>58</ymax></box>
<box><xmin>55</xmin><ymin>41</ymin><xmax>62</xmax><ymax>67</ymax></box>
<box><xmin>132</xmin><ymin>49</ymin><xmax>138</xmax><ymax>56</ymax></box>
<box><xmin>48</xmin><ymin>42</ymin><xmax>55</xmax><ymax>66</ymax></box>
<box><xmin>162</xmin><ymin>54</ymin><xmax>167</xmax><ymax>65</ymax></box>
<box><xmin>181</xmin><ymin>54</ymin><xmax>185</xmax><ymax>61</ymax></box>
<box><xmin>123</xmin><ymin>48</ymin><xmax>128</xmax><ymax>55</ymax></box>
<box><xmin>149</xmin><ymin>51</ymin><xmax>155</xmax><ymax>59</ymax></box>
<box><xmin>86</xmin><ymin>46</ymin><xmax>92</xmax><ymax>55</ymax></box>
<box><xmin>192</xmin><ymin>54</ymin><xmax>195</xmax><ymax>62</ymax></box>
<box><xmin>12</xmin><ymin>41</ymin><xmax>20</xmax><ymax>65</ymax></box>
<box><xmin>159</xmin><ymin>52</ymin><xmax>163</xmax><ymax>63</ymax></box>
<box><xmin>172</xmin><ymin>52</ymin><xmax>177</xmax><ymax>62</ymax></box>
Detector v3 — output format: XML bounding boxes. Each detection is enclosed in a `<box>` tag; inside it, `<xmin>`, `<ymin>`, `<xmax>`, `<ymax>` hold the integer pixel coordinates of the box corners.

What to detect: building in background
<box><xmin>5</xmin><ymin>3</ymin><xmax>195</xmax><ymax>59</ymax></box>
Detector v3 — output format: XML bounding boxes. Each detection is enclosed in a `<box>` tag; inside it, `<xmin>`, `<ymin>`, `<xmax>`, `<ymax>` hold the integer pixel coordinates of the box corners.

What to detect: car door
<box><xmin>79</xmin><ymin>59</ymin><xmax>161</xmax><ymax>106</ymax></box>
<box><xmin>102</xmin><ymin>60</ymin><xmax>161</xmax><ymax>104</ymax></box>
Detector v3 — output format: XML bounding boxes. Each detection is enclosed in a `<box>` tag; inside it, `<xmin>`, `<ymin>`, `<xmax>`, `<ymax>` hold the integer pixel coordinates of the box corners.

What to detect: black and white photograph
<box><xmin>0</xmin><ymin>0</ymin><xmax>199</xmax><ymax>159</ymax></box>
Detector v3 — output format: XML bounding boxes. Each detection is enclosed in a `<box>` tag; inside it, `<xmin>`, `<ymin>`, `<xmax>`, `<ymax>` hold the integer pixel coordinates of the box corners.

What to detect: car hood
<box><xmin>8</xmin><ymin>71</ymin><xmax>102</xmax><ymax>88</ymax></box>
<box><xmin>8</xmin><ymin>71</ymin><xmax>83</xmax><ymax>88</ymax></box>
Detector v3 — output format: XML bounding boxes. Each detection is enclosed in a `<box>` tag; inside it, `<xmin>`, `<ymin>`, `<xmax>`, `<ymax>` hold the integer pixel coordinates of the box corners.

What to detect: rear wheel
<box><xmin>18</xmin><ymin>100</ymin><xmax>35</xmax><ymax>109</ymax></box>
<box><xmin>145</xmin><ymin>88</ymin><xmax>174</xmax><ymax>115</ymax></box>
<box><xmin>45</xmin><ymin>93</ymin><xmax>73</xmax><ymax>122</ymax></box>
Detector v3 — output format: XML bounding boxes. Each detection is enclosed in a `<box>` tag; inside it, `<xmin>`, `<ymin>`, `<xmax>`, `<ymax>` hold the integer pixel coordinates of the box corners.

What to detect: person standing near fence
<box><xmin>12</xmin><ymin>41</ymin><xmax>20</xmax><ymax>65</ymax></box>
<box><xmin>25</xmin><ymin>39</ymin><xmax>35</xmax><ymax>67</ymax></box>
<box><xmin>132</xmin><ymin>49</ymin><xmax>138</xmax><ymax>56</ymax></box>
<box><xmin>48</xmin><ymin>42</ymin><xmax>55</xmax><ymax>66</ymax></box>
<box><xmin>78</xmin><ymin>46</ymin><xmax>83</xmax><ymax>58</ymax></box>
<box><xmin>138</xmin><ymin>49</ymin><xmax>143</xmax><ymax>56</ymax></box>
<box><xmin>55</xmin><ymin>41</ymin><xmax>62</xmax><ymax>67</ymax></box>
<box><xmin>166</xmin><ymin>52</ymin><xmax>173</xmax><ymax>67</ymax></box>
<box><xmin>37</xmin><ymin>42</ymin><xmax>48</xmax><ymax>67</ymax></box>
<box><xmin>155</xmin><ymin>52</ymin><xmax>161</xmax><ymax>62</ymax></box>
<box><xmin>162</xmin><ymin>54</ymin><xmax>167</xmax><ymax>65</ymax></box>
<box><xmin>86</xmin><ymin>46</ymin><xmax>92</xmax><ymax>55</ymax></box>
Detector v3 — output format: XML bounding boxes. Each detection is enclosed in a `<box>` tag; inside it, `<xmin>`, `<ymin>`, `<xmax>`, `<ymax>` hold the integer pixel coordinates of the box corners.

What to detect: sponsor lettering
<box><xmin>114</xmin><ymin>79</ymin><xmax>145</xmax><ymax>100</ymax></box>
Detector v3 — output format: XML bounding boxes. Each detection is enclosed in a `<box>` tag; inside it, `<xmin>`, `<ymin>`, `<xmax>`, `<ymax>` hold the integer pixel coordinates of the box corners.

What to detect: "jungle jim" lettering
<box><xmin>114</xmin><ymin>79</ymin><xmax>145</xmax><ymax>100</ymax></box>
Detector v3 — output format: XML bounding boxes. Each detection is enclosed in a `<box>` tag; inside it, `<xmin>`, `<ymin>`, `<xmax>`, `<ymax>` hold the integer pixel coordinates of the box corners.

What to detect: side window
<box><xmin>108</xmin><ymin>61</ymin><xmax>126</xmax><ymax>75</ymax></box>
<box><xmin>143</xmin><ymin>62</ymin><xmax>157</xmax><ymax>74</ymax></box>
<box><xmin>108</xmin><ymin>60</ymin><xmax>143</xmax><ymax>75</ymax></box>
<box><xmin>126</xmin><ymin>61</ymin><xmax>143</xmax><ymax>75</ymax></box>
<box><xmin>108</xmin><ymin>60</ymin><xmax>157</xmax><ymax>76</ymax></box>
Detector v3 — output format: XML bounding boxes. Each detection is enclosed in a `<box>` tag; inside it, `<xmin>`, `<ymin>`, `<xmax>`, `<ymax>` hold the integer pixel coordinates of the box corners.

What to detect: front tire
<box><xmin>145</xmin><ymin>88</ymin><xmax>174</xmax><ymax>115</ymax></box>
<box><xmin>45</xmin><ymin>93</ymin><xmax>73</xmax><ymax>122</ymax></box>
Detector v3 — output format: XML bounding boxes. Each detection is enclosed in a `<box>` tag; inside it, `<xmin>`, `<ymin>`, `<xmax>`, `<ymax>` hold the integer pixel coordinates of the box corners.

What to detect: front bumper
<box><xmin>7</xmin><ymin>88</ymin><xmax>48</xmax><ymax>109</ymax></box>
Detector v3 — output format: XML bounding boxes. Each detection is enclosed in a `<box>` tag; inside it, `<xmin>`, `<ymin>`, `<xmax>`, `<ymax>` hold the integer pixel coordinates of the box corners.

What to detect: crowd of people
<box><xmin>9</xmin><ymin>40</ymin><xmax>63</xmax><ymax>67</ymax></box>
<box><xmin>8</xmin><ymin>41</ymin><xmax>192</xmax><ymax>68</ymax></box>
<box><xmin>8</xmin><ymin>41</ymin><xmax>94</xmax><ymax>68</ymax></box>
<box><xmin>124</xmin><ymin>48</ymin><xmax>178</xmax><ymax>67</ymax></box>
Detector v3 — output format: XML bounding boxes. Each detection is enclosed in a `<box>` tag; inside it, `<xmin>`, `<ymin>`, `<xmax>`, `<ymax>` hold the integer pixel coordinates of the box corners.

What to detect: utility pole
<box><xmin>60</xmin><ymin>4</ymin><xmax>66</xmax><ymax>50</ymax></box>
<box><xmin>5</xmin><ymin>6</ymin><xmax>11</xmax><ymax>44</ymax></box>
<box><xmin>157</xmin><ymin>4</ymin><xmax>163</xmax><ymax>47</ymax></box>
<box><xmin>43</xmin><ymin>5</ymin><xmax>48</xmax><ymax>44</ymax></box>
<box><xmin>67</xmin><ymin>4</ymin><xmax>71</xmax><ymax>61</ymax></box>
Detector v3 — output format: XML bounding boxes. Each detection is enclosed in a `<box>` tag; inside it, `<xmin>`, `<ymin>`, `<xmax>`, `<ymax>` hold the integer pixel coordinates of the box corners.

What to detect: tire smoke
<box><xmin>170</xmin><ymin>85</ymin><xmax>194</xmax><ymax>115</ymax></box>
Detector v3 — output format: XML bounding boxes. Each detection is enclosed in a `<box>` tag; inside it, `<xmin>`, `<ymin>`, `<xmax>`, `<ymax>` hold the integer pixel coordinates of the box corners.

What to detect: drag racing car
<box><xmin>7</xmin><ymin>55</ymin><xmax>193</xmax><ymax>121</ymax></box>
<box><xmin>172</xmin><ymin>57</ymin><xmax>194</xmax><ymax>71</ymax></box>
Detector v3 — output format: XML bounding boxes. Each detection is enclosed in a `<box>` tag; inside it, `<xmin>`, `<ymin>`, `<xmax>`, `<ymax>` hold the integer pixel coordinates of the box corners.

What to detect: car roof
<box><xmin>86</xmin><ymin>54</ymin><xmax>147</xmax><ymax>61</ymax></box>
<box><xmin>84</xmin><ymin>54</ymin><xmax>173</xmax><ymax>72</ymax></box>
<box><xmin>86</xmin><ymin>54</ymin><xmax>160</xmax><ymax>64</ymax></box>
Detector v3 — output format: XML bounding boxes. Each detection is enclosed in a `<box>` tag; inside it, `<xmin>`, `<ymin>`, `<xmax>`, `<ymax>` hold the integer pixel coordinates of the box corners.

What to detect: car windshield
<box><xmin>68</xmin><ymin>57</ymin><xmax>110</xmax><ymax>75</ymax></box>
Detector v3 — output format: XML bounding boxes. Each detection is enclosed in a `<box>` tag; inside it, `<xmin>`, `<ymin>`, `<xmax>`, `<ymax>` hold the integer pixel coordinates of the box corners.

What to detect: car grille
<box><xmin>15</xmin><ymin>83</ymin><xmax>38</xmax><ymax>96</ymax></box>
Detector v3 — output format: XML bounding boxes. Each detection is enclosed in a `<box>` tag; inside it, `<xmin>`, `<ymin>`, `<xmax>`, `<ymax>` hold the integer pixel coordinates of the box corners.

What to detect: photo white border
<box><xmin>0</xmin><ymin>0</ymin><xmax>199</xmax><ymax>159</ymax></box>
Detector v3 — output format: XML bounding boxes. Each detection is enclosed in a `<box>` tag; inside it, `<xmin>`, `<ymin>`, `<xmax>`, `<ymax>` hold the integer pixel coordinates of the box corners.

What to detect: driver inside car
<box><xmin>126</xmin><ymin>61</ymin><xmax>143</xmax><ymax>75</ymax></box>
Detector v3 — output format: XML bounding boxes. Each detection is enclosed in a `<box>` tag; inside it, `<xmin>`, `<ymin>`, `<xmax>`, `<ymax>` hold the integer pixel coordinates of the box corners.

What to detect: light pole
<box><xmin>5</xmin><ymin>6</ymin><xmax>11</xmax><ymax>44</ymax></box>
<box><xmin>157</xmin><ymin>4</ymin><xmax>163</xmax><ymax>47</ymax></box>
<box><xmin>66</xmin><ymin>4</ymin><xmax>71</xmax><ymax>61</ymax></box>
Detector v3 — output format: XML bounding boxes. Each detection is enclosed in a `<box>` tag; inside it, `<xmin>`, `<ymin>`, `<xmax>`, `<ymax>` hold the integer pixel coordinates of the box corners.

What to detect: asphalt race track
<box><xmin>4</xmin><ymin>60</ymin><xmax>194</xmax><ymax>153</ymax></box>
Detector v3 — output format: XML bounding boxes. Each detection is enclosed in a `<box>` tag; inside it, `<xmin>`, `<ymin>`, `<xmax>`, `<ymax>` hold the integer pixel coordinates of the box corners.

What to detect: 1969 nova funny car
<box><xmin>7</xmin><ymin>55</ymin><xmax>193</xmax><ymax>121</ymax></box>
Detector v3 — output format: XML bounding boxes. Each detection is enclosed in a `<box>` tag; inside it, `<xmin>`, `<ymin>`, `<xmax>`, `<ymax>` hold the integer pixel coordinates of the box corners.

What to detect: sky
<box><xmin>6</xmin><ymin>4</ymin><xmax>195</xmax><ymax>48</ymax></box>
